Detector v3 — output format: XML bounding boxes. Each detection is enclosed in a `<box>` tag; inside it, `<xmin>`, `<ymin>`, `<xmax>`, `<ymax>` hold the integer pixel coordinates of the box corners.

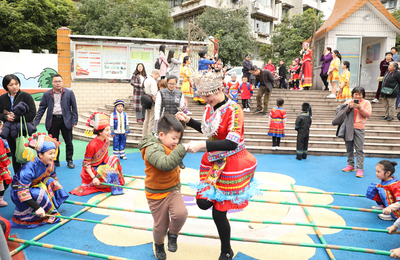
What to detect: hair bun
<box><xmin>392</xmin><ymin>161</ymin><xmax>398</xmax><ymax>166</ymax></box>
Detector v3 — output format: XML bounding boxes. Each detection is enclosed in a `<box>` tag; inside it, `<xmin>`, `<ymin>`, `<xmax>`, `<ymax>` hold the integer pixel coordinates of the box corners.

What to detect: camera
<box><xmin>354</xmin><ymin>99</ymin><xmax>359</xmax><ymax>104</ymax></box>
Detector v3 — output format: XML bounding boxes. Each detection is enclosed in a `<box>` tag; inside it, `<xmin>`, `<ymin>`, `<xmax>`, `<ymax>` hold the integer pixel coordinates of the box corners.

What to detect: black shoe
<box><xmin>302</xmin><ymin>154</ymin><xmax>307</xmax><ymax>159</ymax></box>
<box><xmin>219</xmin><ymin>249</ymin><xmax>234</xmax><ymax>260</ymax></box>
<box><xmin>381</xmin><ymin>116</ymin><xmax>388</xmax><ymax>120</ymax></box>
<box><xmin>254</xmin><ymin>109</ymin><xmax>262</xmax><ymax>113</ymax></box>
<box><xmin>167</xmin><ymin>231</ymin><xmax>178</xmax><ymax>252</ymax></box>
<box><xmin>54</xmin><ymin>161</ymin><xmax>60</xmax><ymax>167</ymax></box>
<box><xmin>154</xmin><ymin>243</ymin><xmax>167</xmax><ymax>260</ymax></box>
<box><xmin>179</xmin><ymin>162</ymin><xmax>185</xmax><ymax>169</ymax></box>
<box><xmin>67</xmin><ymin>160</ymin><xmax>75</xmax><ymax>169</ymax></box>
<box><xmin>261</xmin><ymin>113</ymin><xmax>268</xmax><ymax>116</ymax></box>
<box><xmin>387</xmin><ymin>117</ymin><xmax>394</xmax><ymax>121</ymax></box>
<box><xmin>324</xmin><ymin>88</ymin><xmax>330</xmax><ymax>91</ymax></box>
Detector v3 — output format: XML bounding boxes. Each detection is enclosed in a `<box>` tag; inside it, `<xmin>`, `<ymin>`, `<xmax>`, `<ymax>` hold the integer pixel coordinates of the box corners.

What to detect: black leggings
<box><xmin>289</xmin><ymin>80</ymin><xmax>299</xmax><ymax>89</ymax></box>
<box><xmin>272</xmin><ymin>136</ymin><xmax>281</xmax><ymax>147</ymax></box>
<box><xmin>241</xmin><ymin>99</ymin><xmax>250</xmax><ymax>109</ymax></box>
<box><xmin>197</xmin><ymin>199</ymin><xmax>231</xmax><ymax>253</ymax></box>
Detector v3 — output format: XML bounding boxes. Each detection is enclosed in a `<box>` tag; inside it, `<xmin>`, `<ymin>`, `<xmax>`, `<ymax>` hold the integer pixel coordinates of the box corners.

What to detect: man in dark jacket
<box><xmin>242</xmin><ymin>54</ymin><xmax>253</xmax><ymax>82</ymax></box>
<box><xmin>278</xmin><ymin>60</ymin><xmax>287</xmax><ymax>89</ymax></box>
<box><xmin>251</xmin><ymin>66</ymin><xmax>275</xmax><ymax>116</ymax></box>
<box><xmin>34</xmin><ymin>74</ymin><xmax>78</xmax><ymax>168</ymax></box>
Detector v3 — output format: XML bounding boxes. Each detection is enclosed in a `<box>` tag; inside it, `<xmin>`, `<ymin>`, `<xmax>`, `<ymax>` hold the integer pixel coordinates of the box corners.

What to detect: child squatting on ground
<box><xmin>138</xmin><ymin>114</ymin><xmax>189</xmax><ymax>260</ymax></box>
<box><xmin>110</xmin><ymin>100</ymin><xmax>130</xmax><ymax>160</ymax></box>
<box><xmin>295</xmin><ymin>102</ymin><xmax>312</xmax><ymax>160</ymax></box>
<box><xmin>268</xmin><ymin>98</ymin><xmax>286</xmax><ymax>151</ymax></box>
<box><xmin>367</xmin><ymin>160</ymin><xmax>400</xmax><ymax>221</ymax></box>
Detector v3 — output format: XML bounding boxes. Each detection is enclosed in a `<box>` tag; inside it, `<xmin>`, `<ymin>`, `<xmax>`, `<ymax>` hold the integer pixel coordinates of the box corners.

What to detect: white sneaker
<box><xmin>372</xmin><ymin>98</ymin><xmax>379</xmax><ymax>103</ymax></box>
<box><xmin>378</xmin><ymin>213</ymin><xmax>395</xmax><ymax>221</ymax></box>
<box><xmin>327</xmin><ymin>94</ymin><xmax>336</xmax><ymax>98</ymax></box>
<box><xmin>275</xmin><ymin>146</ymin><xmax>279</xmax><ymax>150</ymax></box>
<box><xmin>186</xmin><ymin>111</ymin><xmax>192</xmax><ymax>115</ymax></box>
<box><xmin>371</xmin><ymin>205</ymin><xmax>384</xmax><ymax>210</ymax></box>
<box><xmin>272</xmin><ymin>146</ymin><xmax>276</xmax><ymax>151</ymax></box>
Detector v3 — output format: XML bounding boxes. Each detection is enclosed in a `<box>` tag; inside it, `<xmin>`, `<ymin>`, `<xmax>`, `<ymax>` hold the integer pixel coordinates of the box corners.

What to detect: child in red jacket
<box><xmin>239</xmin><ymin>75</ymin><xmax>253</xmax><ymax>112</ymax></box>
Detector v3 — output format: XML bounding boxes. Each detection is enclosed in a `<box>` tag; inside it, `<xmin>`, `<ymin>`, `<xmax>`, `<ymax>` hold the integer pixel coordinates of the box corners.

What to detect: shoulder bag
<box><xmin>141</xmin><ymin>78</ymin><xmax>154</xmax><ymax>110</ymax></box>
<box><xmin>15</xmin><ymin>116</ymin><xmax>35</xmax><ymax>164</ymax></box>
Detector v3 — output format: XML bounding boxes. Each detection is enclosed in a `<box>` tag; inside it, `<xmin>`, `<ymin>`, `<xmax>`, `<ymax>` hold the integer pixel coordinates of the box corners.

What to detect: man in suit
<box><xmin>251</xmin><ymin>66</ymin><xmax>275</xmax><ymax>116</ymax></box>
<box><xmin>34</xmin><ymin>74</ymin><xmax>78</xmax><ymax>169</ymax></box>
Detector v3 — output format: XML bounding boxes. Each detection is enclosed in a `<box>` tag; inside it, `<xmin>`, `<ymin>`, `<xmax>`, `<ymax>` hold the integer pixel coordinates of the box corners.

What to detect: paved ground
<box><xmin>3</xmin><ymin>125</ymin><xmax>400</xmax><ymax>260</ymax></box>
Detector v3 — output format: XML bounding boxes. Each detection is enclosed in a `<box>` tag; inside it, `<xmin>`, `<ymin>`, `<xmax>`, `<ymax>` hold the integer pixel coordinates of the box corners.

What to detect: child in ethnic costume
<box><xmin>139</xmin><ymin>115</ymin><xmax>188</xmax><ymax>260</ymax></box>
<box><xmin>70</xmin><ymin>112</ymin><xmax>125</xmax><ymax>196</ymax></box>
<box><xmin>176</xmin><ymin>71</ymin><xmax>258</xmax><ymax>260</ymax></box>
<box><xmin>239</xmin><ymin>75</ymin><xmax>253</xmax><ymax>112</ymax></box>
<box><xmin>226</xmin><ymin>72</ymin><xmax>240</xmax><ymax>103</ymax></box>
<box><xmin>0</xmin><ymin>121</ymin><xmax>11</xmax><ymax>207</ymax></box>
<box><xmin>181</xmin><ymin>56</ymin><xmax>194</xmax><ymax>115</ymax></box>
<box><xmin>289</xmin><ymin>59</ymin><xmax>300</xmax><ymax>90</ymax></box>
<box><xmin>268</xmin><ymin>98</ymin><xmax>286</xmax><ymax>151</ymax></box>
<box><xmin>10</xmin><ymin>133</ymin><xmax>69</xmax><ymax>228</ymax></box>
<box><xmin>299</xmin><ymin>42</ymin><xmax>312</xmax><ymax>90</ymax></box>
<box><xmin>327</xmin><ymin>50</ymin><xmax>342</xmax><ymax>98</ymax></box>
<box><xmin>336</xmin><ymin>61</ymin><xmax>352</xmax><ymax>103</ymax></box>
<box><xmin>295</xmin><ymin>102</ymin><xmax>312</xmax><ymax>160</ymax></box>
<box><xmin>367</xmin><ymin>160</ymin><xmax>400</xmax><ymax>221</ymax></box>
<box><xmin>110</xmin><ymin>100</ymin><xmax>130</xmax><ymax>160</ymax></box>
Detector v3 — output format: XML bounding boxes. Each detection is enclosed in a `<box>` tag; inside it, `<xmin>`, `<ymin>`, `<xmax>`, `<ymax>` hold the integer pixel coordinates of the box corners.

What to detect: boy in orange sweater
<box><xmin>138</xmin><ymin>114</ymin><xmax>188</xmax><ymax>260</ymax></box>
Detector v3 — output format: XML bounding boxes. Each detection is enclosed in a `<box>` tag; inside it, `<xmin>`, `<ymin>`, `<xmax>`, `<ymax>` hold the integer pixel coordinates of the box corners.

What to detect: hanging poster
<box><xmin>130</xmin><ymin>47</ymin><xmax>155</xmax><ymax>76</ymax></box>
<box><xmin>366</xmin><ymin>45</ymin><xmax>373</xmax><ymax>64</ymax></box>
<box><xmin>374</xmin><ymin>43</ymin><xmax>380</xmax><ymax>61</ymax></box>
<box><xmin>75</xmin><ymin>45</ymin><xmax>102</xmax><ymax>77</ymax></box>
<box><xmin>102</xmin><ymin>46</ymin><xmax>128</xmax><ymax>78</ymax></box>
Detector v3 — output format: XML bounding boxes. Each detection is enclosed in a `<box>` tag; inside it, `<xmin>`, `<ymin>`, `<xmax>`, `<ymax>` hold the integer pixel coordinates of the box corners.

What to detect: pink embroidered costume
<box><xmin>70</xmin><ymin>112</ymin><xmax>125</xmax><ymax>196</ymax></box>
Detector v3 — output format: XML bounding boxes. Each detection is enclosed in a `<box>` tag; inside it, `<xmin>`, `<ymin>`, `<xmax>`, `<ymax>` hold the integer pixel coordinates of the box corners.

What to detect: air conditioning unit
<box><xmin>254</xmin><ymin>2</ymin><xmax>261</xmax><ymax>10</ymax></box>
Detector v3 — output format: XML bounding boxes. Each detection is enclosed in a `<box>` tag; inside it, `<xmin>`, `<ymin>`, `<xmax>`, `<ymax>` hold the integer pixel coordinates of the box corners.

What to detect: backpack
<box><xmin>154</xmin><ymin>58</ymin><xmax>161</xmax><ymax>70</ymax></box>
<box><xmin>241</xmin><ymin>82</ymin><xmax>253</xmax><ymax>95</ymax></box>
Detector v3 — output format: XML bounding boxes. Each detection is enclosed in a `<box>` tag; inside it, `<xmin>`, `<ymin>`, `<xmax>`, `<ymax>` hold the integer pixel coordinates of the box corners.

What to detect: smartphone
<box><xmin>354</xmin><ymin>99</ymin><xmax>359</xmax><ymax>104</ymax></box>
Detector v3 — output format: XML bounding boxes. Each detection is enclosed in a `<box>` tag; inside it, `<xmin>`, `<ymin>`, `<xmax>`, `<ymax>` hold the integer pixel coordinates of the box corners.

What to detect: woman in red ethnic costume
<box><xmin>299</xmin><ymin>42</ymin><xmax>312</xmax><ymax>90</ymax></box>
<box><xmin>176</xmin><ymin>72</ymin><xmax>258</xmax><ymax>260</ymax></box>
<box><xmin>0</xmin><ymin>121</ymin><xmax>12</xmax><ymax>207</ymax></box>
<box><xmin>70</xmin><ymin>112</ymin><xmax>125</xmax><ymax>196</ymax></box>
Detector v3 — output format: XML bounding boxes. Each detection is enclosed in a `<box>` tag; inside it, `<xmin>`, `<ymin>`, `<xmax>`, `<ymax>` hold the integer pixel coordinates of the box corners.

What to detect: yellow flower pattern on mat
<box><xmin>88</xmin><ymin>169</ymin><xmax>345</xmax><ymax>259</ymax></box>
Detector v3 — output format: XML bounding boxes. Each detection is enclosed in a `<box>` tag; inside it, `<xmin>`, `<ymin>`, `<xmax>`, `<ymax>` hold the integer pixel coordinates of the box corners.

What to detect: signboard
<box><xmin>102</xmin><ymin>46</ymin><xmax>128</xmax><ymax>78</ymax></box>
<box><xmin>75</xmin><ymin>45</ymin><xmax>101</xmax><ymax>78</ymax></box>
<box><xmin>130</xmin><ymin>47</ymin><xmax>155</xmax><ymax>76</ymax></box>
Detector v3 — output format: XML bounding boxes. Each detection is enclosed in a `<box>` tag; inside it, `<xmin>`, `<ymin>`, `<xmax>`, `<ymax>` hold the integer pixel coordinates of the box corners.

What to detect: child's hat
<box><xmin>231</xmin><ymin>72</ymin><xmax>237</xmax><ymax>77</ymax></box>
<box><xmin>295</xmin><ymin>58</ymin><xmax>300</xmax><ymax>63</ymax></box>
<box><xmin>114</xmin><ymin>99</ymin><xmax>124</xmax><ymax>107</ymax></box>
<box><xmin>84</xmin><ymin>112</ymin><xmax>110</xmax><ymax>137</ymax></box>
<box><xmin>26</xmin><ymin>133</ymin><xmax>60</xmax><ymax>153</ymax></box>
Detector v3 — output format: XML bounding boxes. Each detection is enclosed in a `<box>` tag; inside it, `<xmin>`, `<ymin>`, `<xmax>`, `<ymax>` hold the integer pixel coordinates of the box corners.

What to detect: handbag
<box><xmin>140</xmin><ymin>78</ymin><xmax>154</xmax><ymax>110</ymax></box>
<box><xmin>382</xmin><ymin>84</ymin><xmax>398</xmax><ymax>96</ymax></box>
<box><xmin>15</xmin><ymin>116</ymin><xmax>35</xmax><ymax>164</ymax></box>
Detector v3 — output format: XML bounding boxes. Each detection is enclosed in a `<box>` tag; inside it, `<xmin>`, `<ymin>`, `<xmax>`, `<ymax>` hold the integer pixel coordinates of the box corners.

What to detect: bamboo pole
<box><xmin>36</xmin><ymin>214</ymin><xmax>392</xmax><ymax>257</ymax></box>
<box><xmin>63</xmin><ymin>199</ymin><xmax>398</xmax><ymax>235</ymax></box>
<box><xmin>8</xmin><ymin>237</ymin><xmax>133</xmax><ymax>260</ymax></box>
<box><xmin>122</xmin><ymin>175</ymin><xmax>366</xmax><ymax>197</ymax></box>
<box><xmin>249</xmin><ymin>198</ymin><xmax>382</xmax><ymax>213</ymax></box>
<box><xmin>291</xmin><ymin>184</ymin><xmax>335</xmax><ymax>260</ymax></box>
<box><xmin>10</xmin><ymin>178</ymin><xmax>137</xmax><ymax>256</ymax></box>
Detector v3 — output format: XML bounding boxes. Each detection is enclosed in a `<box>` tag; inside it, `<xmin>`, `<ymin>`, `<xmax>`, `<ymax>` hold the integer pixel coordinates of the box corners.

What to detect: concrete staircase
<box><xmin>72</xmin><ymin>88</ymin><xmax>400</xmax><ymax>158</ymax></box>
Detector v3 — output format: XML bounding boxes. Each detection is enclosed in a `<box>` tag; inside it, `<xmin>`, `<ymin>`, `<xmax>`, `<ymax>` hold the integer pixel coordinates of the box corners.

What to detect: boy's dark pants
<box><xmin>147</xmin><ymin>190</ymin><xmax>188</xmax><ymax>244</ymax></box>
<box><xmin>242</xmin><ymin>99</ymin><xmax>250</xmax><ymax>109</ymax></box>
<box><xmin>272</xmin><ymin>136</ymin><xmax>281</xmax><ymax>147</ymax></box>
<box><xmin>296</xmin><ymin>131</ymin><xmax>309</xmax><ymax>160</ymax></box>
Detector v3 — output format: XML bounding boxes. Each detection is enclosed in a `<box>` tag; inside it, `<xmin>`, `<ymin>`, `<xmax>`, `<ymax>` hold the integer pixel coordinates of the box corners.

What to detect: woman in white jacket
<box><xmin>167</xmin><ymin>50</ymin><xmax>182</xmax><ymax>85</ymax></box>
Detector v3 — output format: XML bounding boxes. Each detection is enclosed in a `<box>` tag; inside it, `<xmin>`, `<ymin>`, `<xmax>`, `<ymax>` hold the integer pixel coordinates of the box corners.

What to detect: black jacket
<box><xmin>279</xmin><ymin>65</ymin><xmax>286</xmax><ymax>79</ymax></box>
<box><xmin>255</xmin><ymin>69</ymin><xmax>275</xmax><ymax>92</ymax></box>
<box><xmin>0</xmin><ymin>90</ymin><xmax>36</xmax><ymax>123</ymax></box>
<box><xmin>381</xmin><ymin>70</ymin><xmax>400</xmax><ymax>98</ymax></box>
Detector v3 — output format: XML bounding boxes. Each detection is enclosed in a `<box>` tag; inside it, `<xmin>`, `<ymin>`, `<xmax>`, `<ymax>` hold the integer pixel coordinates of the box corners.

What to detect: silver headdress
<box><xmin>192</xmin><ymin>71</ymin><xmax>224</xmax><ymax>96</ymax></box>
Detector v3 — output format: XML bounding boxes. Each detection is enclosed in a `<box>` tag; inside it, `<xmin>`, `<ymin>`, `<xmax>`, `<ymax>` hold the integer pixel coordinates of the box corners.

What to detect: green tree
<box><xmin>390</xmin><ymin>9</ymin><xmax>400</xmax><ymax>49</ymax></box>
<box><xmin>259</xmin><ymin>9</ymin><xmax>324</xmax><ymax>65</ymax></box>
<box><xmin>69</xmin><ymin>0</ymin><xmax>185</xmax><ymax>40</ymax></box>
<box><xmin>195</xmin><ymin>7</ymin><xmax>256</xmax><ymax>67</ymax></box>
<box><xmin>0</xmin><ymin>0</ymin><xmax>76</xmax><ymax>53</ymax></box>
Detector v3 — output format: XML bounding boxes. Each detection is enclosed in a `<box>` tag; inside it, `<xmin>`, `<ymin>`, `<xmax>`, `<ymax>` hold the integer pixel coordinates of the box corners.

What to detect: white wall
<box><xmin>0</xmin><ymin>50</ymin><xmax>57</xmax><ymax>85</ymax></box>
<box><xmin>360</xmin><ymin>38</ymin><xmax>387</xmax><ymax>91</ymax></box>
